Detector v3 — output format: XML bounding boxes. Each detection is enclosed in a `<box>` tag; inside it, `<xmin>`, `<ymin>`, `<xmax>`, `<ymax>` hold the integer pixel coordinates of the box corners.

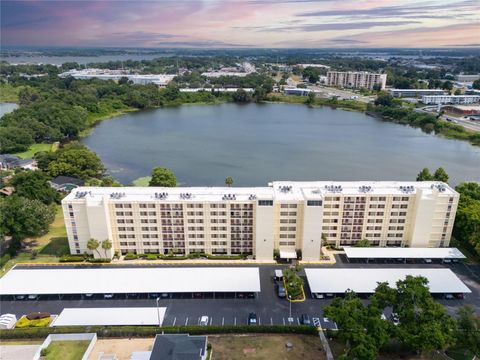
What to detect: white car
<box><xmin>103</xmin><ymin>293</ymin><xmax>114</xmax><ymax>299</ymax></box>
<box><xmin>28</xmin><ymin>295</ymin><xmax>38</xmax><ymax>300</ymax></box>
<box><xmin>199</xmin><ymin>316</ymin><xmax>209</xmax><ymax>326</ymax></box>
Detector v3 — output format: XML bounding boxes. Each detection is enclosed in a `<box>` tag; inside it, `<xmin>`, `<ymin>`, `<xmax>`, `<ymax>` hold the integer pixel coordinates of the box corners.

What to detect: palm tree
<box><xmin>225</xmin><ymin>176</ymin><xmax>234</xmax><ymax>187</ymax></box>
<box><xmin>87</xmin><ymin>238</ymin><xmax>100</xmax><ymax>258</ymax></box>
<box><xmin>101</xmin><ymin>239</ymin><xmax>113</xmax><ymax>258</ymax></box>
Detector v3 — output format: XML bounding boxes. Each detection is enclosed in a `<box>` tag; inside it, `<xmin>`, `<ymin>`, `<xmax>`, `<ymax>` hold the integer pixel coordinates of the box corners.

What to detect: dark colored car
<box><xmin>275</xmin><ymin>282</ymin><xmax>286</xmax><ymax>298</ymax></box>
<box><xmin>248</xmin><ymin>313</ymin><xmax>258</xmax><ymax>325</ymax></box>
<box><xmin>300</xmin><ymin>314</ymin><xmax>311</xmax><ymax>325</ymax></box>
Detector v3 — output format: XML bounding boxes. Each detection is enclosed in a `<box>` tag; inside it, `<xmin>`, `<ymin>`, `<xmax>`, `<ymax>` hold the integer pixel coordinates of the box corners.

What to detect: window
<box><xmin>258</xmin><ymin>200</ymin><xmax>273</xmax><ymax>206</ymax></box>
<box><xmin>307</xmin><ymin>200</ymin><xmax>322</xmax><ymax>206</ymax></box>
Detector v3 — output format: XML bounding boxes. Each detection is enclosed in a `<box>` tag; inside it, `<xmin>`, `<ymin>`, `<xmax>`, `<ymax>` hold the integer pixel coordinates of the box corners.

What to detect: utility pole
<box><xmin>156</xmin><ymin>297</ymin><xmax>161</xmax><ymax>327</ymax></box>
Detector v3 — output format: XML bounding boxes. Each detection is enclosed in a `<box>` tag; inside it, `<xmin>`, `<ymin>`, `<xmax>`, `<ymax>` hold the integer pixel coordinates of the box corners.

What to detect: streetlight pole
<box><xmin>288</xmin><ymin>295</ymin><xmax>293</xmax><ymax>324</ymax></box>
<box><xmin>156</xmin><ymin>297</ymin><xmax>161</xmax><ymax>327</ymax></box>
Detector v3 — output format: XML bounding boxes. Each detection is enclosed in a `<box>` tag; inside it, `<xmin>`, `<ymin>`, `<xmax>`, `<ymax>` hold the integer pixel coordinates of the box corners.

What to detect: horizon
<box><xmin>1</xmin><ymin>0</ymin><xmax>479</xmax><ymax>49</ymax></box>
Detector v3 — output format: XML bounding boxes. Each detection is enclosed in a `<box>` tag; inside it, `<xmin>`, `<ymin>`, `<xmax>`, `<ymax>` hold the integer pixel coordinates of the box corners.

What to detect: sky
<box><xmin>1</xmin><ymin>0</ymin><xmax>479</xmax><ymax>48</ymax></box>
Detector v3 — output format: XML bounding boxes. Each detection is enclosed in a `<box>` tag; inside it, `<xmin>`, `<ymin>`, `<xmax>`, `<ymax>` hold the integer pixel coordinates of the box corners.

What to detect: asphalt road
<box><xmin>1</xmin><ymin>257</ymin><xmax>479</xmax><ymax>329</ymax></box>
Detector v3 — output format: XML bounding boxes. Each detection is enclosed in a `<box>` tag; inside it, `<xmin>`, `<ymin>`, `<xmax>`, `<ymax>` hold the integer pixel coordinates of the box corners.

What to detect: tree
<box><xmin>149</xmin><ymin>166</ymin><xmax>177</xmax><ymax>187</ymax></box>
<box><xmin>454</xmin><ymin>182</ymin><xmax>480</xmax><ymax>256</ymax></box>
<box><xmin>374</xmin><ymin>93</ymin><xmax>394</xmax><ymax>107</ymax></box>
<box><xmin>225</xmin><ymin>176</ymin><xmax>234</xmax><ymax>187</ymax></box>
<box><xmin>10</xmin><ymin>170</ymin><xmax>59</xmax><ymax>205</ymax></box>
<box><xmin>232</xmin><ymin>89</ymin><xmax>251</xmax><ymax>103</ymax></box>
<box><xmin>375</xmin><ymin>276</ymin><xmax>456</xmax><ymax>352</ymax></box>
<box><xmin>433</xmin><ymin>167</ymin><xmax>449</xmax><ymax>183</ymax></box>
<box><xmin>87</xmin><ymin>238</ymin><xmax>101</xmax><ymax>258</ymax></box>
<box><xmin>0</xmin><ymin>196</ymin><xmax>55</xmax><ymax>252</ymax></box>
<box><xmin>472</xmin><ymin>79</ymin><xmax>480</xmax><ymax>90</ymax></box>
<box><xmin>252</xmin><ymin>86</ymin><xmax>266</xmax><ymax>103</ymax></box>
<box><xmin>302</xmin><ymin>66</ymin><xmax>321</xmax><ymax>83</ymax></box>
<box><xmin>416</xmin><ymin>168</ymin><xmax>433</xmax><ymax>181</ymax></box>
<box><xmin>305</xmin><ymin>91</ymin><xmax>316</xmax><ymax>105</ymax></box>
<box><xmin>355</xmin><ymin>239</ymin><xmax>372</xmax><ymax>247</ymax></box>
<box><xmin>455</xmin><ymin>305</ymin><xmax>480</xmax><ymax>355</ymax></box>
<box><xmin>324</xmin><ymin>291</ymin><xmax>389</xmax><ymax>359</ymax></box>
<box><xmin>0</xmin><ymin>127</ymin><xmax>34</xmax><ymax>153</ymax></box>
<box><xmin>442</xmin><ymin>81</ymin><xmax>453</xmax><ymax>91</ymax></box>
<box><xmin>47</xmin><ymin>145</ymin><xmax>105</xmax><ymax>180</ymax></box>
<box><xmin>101</xmin><ymin>239</ymin><xmax>113</xmax><ymax>258</ymax></box>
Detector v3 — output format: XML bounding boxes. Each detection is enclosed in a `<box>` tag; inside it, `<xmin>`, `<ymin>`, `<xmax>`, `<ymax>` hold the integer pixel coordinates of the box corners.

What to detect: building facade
<box><xmin>389</xmin><ymin>89</ymin><xmax>446</xmax><ymax>98</ymax></box>
<box><xmin>421</xmin><ymin>95</ymin><xmax>480</xmax><ymax>105</ymax></box>
<box><xmin>62</xmin><ymin>181</ymin><xmax>459</xmax><ymax>261</ymax></box>
<box><xmin>326</xmin><ymin>71</ymin><xmax>387</xmax><ymax>90</ymax></box>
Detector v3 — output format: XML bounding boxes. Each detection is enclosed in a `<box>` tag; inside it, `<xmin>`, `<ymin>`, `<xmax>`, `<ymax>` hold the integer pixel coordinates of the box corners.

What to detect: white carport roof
<box><xmin>0</xmin><ymin>267</ymin><xmax>261</xmax><ymax>295</ymax></box>
<box><xmin>305</xmin><ymin>268</ymin><xmax>471</xmax><ymax>294</ymax></box>
<box><xmin>51</xmin><ymin>307</ymin><xmax>166</xmax><ymax>327</ymax></box>
<box><xmin>344</xmin><ymin>247</ymin><xmax>466</xmax><ymax>259</ymax></box>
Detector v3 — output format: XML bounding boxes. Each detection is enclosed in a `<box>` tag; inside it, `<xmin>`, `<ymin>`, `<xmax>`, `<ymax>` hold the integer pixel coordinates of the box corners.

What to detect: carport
<box><xmin>343</xmin><ymin>247</ymin><xmax>466</xmax><ymax>263</ymax></box>
<box><xmin>0</xmin><ymin>266</ymin><xmax>261</xmax><ymax>300</ymax></box>
<box><xmin>305</xmin><ymin>268</ymin><xmax>471</xmax><ymax>297</ymax></box>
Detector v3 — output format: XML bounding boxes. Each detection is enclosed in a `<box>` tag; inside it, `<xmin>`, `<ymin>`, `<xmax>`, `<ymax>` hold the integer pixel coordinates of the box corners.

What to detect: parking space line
<box><xmin>283</xmin><ymin>317</ymin><xmax>285</xmax><ymax>325</ymax></box>
<box><xmin>209</xmin><ymin>317</ymin><xmax>212</xmax><ymax>325</ymax></box>
<box><xmin>222</xmin><ymin>317</ymin><xmax>224</xmax><ymax>326</ymax></box>
<box><xmin>234</xmin><ymin>317</ymin><xmax>236</xmax><ymax>326</ymax></box>
<box><xmin>270</xmin><ymin>317</ymin><xmax>273</xmax><ymax>325</ymax></box>
<box><xmin>185</xmin><ymin>317</ymin><xmax>188</xmax><ymax>326</ymax></box>
<box><xmin>258</xmin><ymin>317</ymin><xmax>261</xmax><ymax>325</ymax></box>
<box><xmin>297</xmin><ymin>317</ymin><xmax>300</xmax><ymax>325</ymax></box>
<box><xmin>173</xmin><ymin>317</ymin><xmax>176</xmax><ymax>326</ymax></box>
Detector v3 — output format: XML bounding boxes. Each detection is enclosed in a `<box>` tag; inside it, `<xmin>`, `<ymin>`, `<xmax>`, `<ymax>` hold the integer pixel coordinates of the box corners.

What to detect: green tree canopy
<box><xmin>10</xmin><ymin>170</ymin><xmax>59</xmax><ymax>205</ymax></box>
<box><xmin>433</xmin><ymin>167</ymin><xmax>449</xmax><ymax>183</ymax></box>
<box><xmin>454</xmin><ymin>305</ymin><xmax>480</xmax><ymax>355</ymax></box>
<box><xmin>355</xmin><ymin>239</ymin><xmax>372</xmax><ymax>247</ymax></box>
<box><xmin>454</xmin><ymin>182</ymin><xmax>480</xmax><ymax>256</ymax></box>
<box><xmin>0</xmin><ymin>195</ymin><xmax>55</xmax><ymax>251</ymax></box>
<box><xmin>416</xmin><ymin>167</ymin><xmax>433</xmax><ymax>181</ymax></box>
<box><xmin>149</xmin><ymin>167</ymin><xmax>177</xmax><ymax>187</ymax></box>
<box><xmin>47</xmin><ymin>144</ymin><xmax>105</xmax><ymax>180</ymax></box>
<box><xmin>225</xmin><ymin>176</ymin><xmax>234</xmax><ymax>187</ymax></box>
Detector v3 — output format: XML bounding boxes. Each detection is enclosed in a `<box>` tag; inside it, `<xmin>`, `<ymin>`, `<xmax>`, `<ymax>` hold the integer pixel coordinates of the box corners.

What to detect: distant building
<box><xmin>389</xmin><ymin>89</ymin><xmax>446</xmax><ymax>98</ymax></box>
<box><xmin>284</xmin><ymin>87</ymin><xmax>312</xmax><ymax>96</ymax></box>
<box><xmin>59</xmin><ymin>69</ymin><xmax>176</xmax><ymax>86</ymax></box>
<box><xmin>50</xmin><ymin>176</ymin><xmax>84</xmax><ymax>192</ymax></box>
<box><xmin>443</xmin><ymin>105</ymin><xmax>480</xmax><ymax>116</ymax></box>
<box><xmin>327</xmin><ymin>71</ymin><xmax>387</xmax><ymax>90</ymax></box>
<box><xmin>456</xmin><ymin>74</ymin><xmax>480</xmax><ymax>82</ymax></box>
<box><xmin>297</xmin><ymin>63</ymin><xmax>330</xmax><ymax>69</ymax></box>
<box><xmin>149</xmin><ymin>334</ymin><xmax>208</xmax><ymax>360</ymax></box>
<box><xmin>421</xmin><ymin>95</ymin><xmax>480</xmax><ymax>105</ymax></box>
<box><xmin>179</xmin><ymin>88</ymin><xmax>254</xmax><ymax>93</ymax></box>
<box><xmin>0</xmin><ymin>155</ymin><xmax>37</xmax><ymax>171</ymax></box>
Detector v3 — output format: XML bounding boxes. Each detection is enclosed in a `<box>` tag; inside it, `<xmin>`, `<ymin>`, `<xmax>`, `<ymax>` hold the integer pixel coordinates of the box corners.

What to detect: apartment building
<box><xmin>326</xmin><ymin>71</ymin><xmax>387</xmax><ymax>90</ymax></box>
<box><xmin>421</xmin><ymin>95</ymin><xmax>480</xmax><ymax>105</ymax></box>
<box><xmin>389</xmin><ymin>89</ymin><xmax>446</xmax><ymax>98</ymax></box>
<box><xmin>62</xmin><ymin>181</ymin><xmax>458</xmax><ymax>261</ymax></box>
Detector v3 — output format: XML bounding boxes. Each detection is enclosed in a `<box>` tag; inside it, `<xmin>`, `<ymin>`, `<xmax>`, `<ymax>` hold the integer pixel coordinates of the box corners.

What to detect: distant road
<box><xmin>417</xmin><ymin>107</ymin><xmax>480</xmax><ymax>132</ymax></box>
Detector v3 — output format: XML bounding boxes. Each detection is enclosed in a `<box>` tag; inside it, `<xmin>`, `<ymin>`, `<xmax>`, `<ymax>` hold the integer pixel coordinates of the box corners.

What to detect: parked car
<box><xmin>443</xmin><ymin>259</ymin><xmax>452</xmax><ymax>264</ymax></box>
<box><xmin>444</xmin><ymin>294</ymin><xmax>454</xmax><ymax>300</ymax></box>
<box><xmin>274</xmin><ymin>269</ymin><xmax>284</xmax><ymax>281</ymax></box>
<box><xmin>424</xmin><ymin>258</ymin><xmax>432</xmax><ymax>264</ymax></box>
<box><xmin>84</xmin><ymin>293</ymin><xmax>94</xmax><ymax>299</ymax></box>
<box><xmin>27</xmin><ymin>295</ymin><xmax>38</xmax><ymax>300</ymax></box>
<box><xmin>199</xmin><ymin>316</ymin><xmax>209</xmax><ymax>326</ymax></box>
<box><xmin>313</xmin><ymin>293</ymin><xmax>324</xmax><ymax>299</ymax></box>
<box><xmin>15</xmin><ymin>295</ymin><xmax>26</xmax><ymax>300</ymax></box>
<box><xmin>300</xmin><ymin>314</ymin><xmax>311</xmax><ymax>325</ymax></box>
<box><xmin>455</xmin><ymin>293</ymin><xmax>464</xmax><ymax>299</ymax></box>
<box><xmin>103</xmin><ymin>293</ymin><xmax>114</xmax><ymax>299</ymax></box>
<box><xmin>275</xmin><ymin>282</ymin><xmax>286</xmax><ymax>298</ymax></box>
<box><xmin>248</xmin><ymin>313</ymin><xmax>258</xmax><ymax>325</ymax></box>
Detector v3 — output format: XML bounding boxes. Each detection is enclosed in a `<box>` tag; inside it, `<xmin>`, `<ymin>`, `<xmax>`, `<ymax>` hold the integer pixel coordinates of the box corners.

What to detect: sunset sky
<box><xmin>1</xmin><ymin>0</ymin><xmax>479</xmax><ymax>48</ymax></box>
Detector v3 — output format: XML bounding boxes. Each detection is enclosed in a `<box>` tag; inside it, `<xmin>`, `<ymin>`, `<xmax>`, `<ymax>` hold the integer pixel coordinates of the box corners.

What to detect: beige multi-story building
<box><xmin>327</xmin><ymin>71</ymin><xmax>387</xmax><ymax>90</ymax></box>
<box><xmin>62</xmin><ymin>181</ymin><xmax>458</xmax><ymax>261</ymax></box>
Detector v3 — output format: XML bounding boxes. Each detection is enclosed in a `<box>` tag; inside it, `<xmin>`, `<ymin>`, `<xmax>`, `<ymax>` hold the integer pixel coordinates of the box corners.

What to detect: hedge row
<box><xmin>0</xmin><ymin>325</ymin><xmax>317</xmax><ymax>340</ymax></box>
<box><xmin>59</xmin><ymin>255</ymin><xmax>111</xmax><ymax>263</ymax></box>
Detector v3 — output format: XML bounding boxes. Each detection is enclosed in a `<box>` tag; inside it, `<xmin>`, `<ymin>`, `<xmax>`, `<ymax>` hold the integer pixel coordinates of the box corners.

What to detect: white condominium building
<box><xmin>327</xmin><ymin>71</ymin><xmax>387</xmax><ymax>90</ymax></box>
<box><xmin>421</xmin><ymin>95</ymin><xmax>480</xmax><ymax>105</ymax></box>
<box><xmin>62</xmin><ymin>181</ymin><xmax>458</xmax><ymax>261</ymax></box>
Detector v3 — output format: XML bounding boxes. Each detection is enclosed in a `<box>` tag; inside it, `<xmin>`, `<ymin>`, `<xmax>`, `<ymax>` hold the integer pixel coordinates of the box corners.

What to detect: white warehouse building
<box><xmin>421</xmin><ymin>95</ymin><xmax>480</xmax><ymax>105</ymax></box>
<box><xmin>62</xmin><ymin>181</ymin><xmax>459</xmax><ymax>261</ymax></box>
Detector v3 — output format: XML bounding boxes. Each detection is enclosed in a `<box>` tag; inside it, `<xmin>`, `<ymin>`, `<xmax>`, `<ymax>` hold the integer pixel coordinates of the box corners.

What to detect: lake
<box><xmin>82</xmin><ymin>103</ymin><xmax>480</xmax><ymax>186</ymax></box>
<box><xmin>0</xmin><ymin>54</ymin><xmax>166</xmax><ymax>66</ymax></box>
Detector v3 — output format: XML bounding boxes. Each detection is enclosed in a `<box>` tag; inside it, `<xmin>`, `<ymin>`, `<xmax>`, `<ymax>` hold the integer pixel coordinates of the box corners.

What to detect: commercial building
<box><xmin>389</xmin><ymin>89</ymin><xmax>445</xmax><ymax>98</ymax></box>
<box><xmin>61</xmin><ymin>181</ymin><xmax>458</xmax><ymax>261</ymax></box>
<box><xmin>443</xmin><ymin>105</ymin><xmax>480</xmax><ymax>116</ymax></box>
<box><xmin>59</xmin><ymin>69</ymin><xmax>176</xmax><ymax>86</ymax></box>
<box><xmin>456</xmin><ymin>74</ymin><xmax>480</xmax><ymax>82</ymax></box>
<box><xmin>327</xmin><ymin>71</ymin><xmax>387</xmax><ymax>90</ymax></box>
<box><xmin>421</xmin><ymin>95</ymin><xmax>480</xmax><ymax>105</ymax></box>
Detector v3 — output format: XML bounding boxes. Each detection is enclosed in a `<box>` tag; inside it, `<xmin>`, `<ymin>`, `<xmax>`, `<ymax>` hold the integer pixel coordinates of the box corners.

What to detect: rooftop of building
<box><xmin>63</xmin><ymin>181</ymin><xmax>457</xmax><ymax>203</ymax></box>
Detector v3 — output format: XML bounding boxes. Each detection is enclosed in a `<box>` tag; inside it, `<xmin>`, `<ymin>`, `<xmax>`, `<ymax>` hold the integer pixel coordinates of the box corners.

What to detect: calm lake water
<box><xmin>82</xmin><ymin>103</ymin><xmax>480</xmax><ymax>186</ymax></box>
<box><xmin>0</xmin><ymin>103</ymin><xmax>18</xmax><ymax>118</ymax></box>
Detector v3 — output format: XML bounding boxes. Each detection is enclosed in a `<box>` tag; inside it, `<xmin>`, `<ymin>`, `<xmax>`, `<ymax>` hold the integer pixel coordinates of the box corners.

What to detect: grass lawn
<box><xmin>208</xmin><ymin>334</ymin><xmax>326</xmax><ymax>360</ymax></box>
<box><xmin>30</xmin><ymin>205</ymin><xmax>67</xmax><ymax>250</ymax></box>
<box><xmin>44</xmin><ymin>341</ymin><xmax>91</xmax><ymax>360</ymax></box>
<box><xmin>13</xmin><ymin>143</ymin><xmax>55</xmax><ymax>159</ymax></box>
<box><xmin>132</xmin><ymin>176</ymin><xmax>151</xmax><ymax>186</ymax></box>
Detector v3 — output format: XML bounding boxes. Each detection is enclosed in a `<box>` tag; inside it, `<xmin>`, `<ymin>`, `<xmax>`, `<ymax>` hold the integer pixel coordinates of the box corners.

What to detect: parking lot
<box><xmin>1</xmin><ymin>257</ymin><xmax>478</xmax><ymax>328</ymax></box>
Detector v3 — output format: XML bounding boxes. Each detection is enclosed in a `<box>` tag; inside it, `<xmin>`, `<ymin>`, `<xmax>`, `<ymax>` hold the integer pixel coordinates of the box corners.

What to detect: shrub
<box><xmin>59</xmin><ymin>255</ymin><xmax>85</xmax><ymax>263</ymax></box>
<box><xmin>138</xmin><ymin>254</ymin><xmax>148</xmax><ymax>259</ymax></box>
<box><xmin>15</xmin><ymin>316</ymin><xmax>52</xmax><ymax>328</ymax></box>
<box><xmin>206</xmin><ymin>254</ymin><xmax>243</xmax><ymax>260</ymax></box>
<box><xmin>146</xmin><ymin>254</ymin><xmax>158</xmax><ymax>260</ymax></box>
<box><xmin>40</xmin><ymin>348</ymin><xmax>50</xmax><ymax>356</ymax></box>
<box><xmin>87</xmin><ymin>258</ymin><xmax>111</xmax><ymax>263</ymax></box>
<box><xmin>0</xmin><ymin>254</ymin><xmax>11</xmax><ymax>268</ymax></box>
<box><xmin>124</xmin><ymin>253</ymin><xmax>138</xmax><ymax>260</ymax></box>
